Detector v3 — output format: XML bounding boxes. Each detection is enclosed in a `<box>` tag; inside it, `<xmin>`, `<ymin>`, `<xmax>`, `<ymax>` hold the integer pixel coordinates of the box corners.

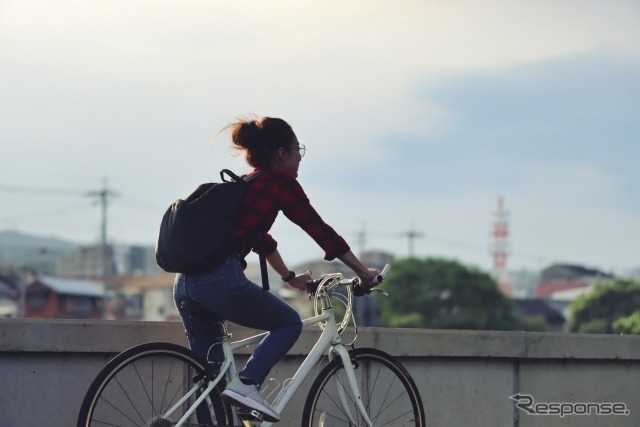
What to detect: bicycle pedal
<box><xmin>237</xmin><ymin>407</ymin><xmax>264</xmax><ymax>422</ymax></box>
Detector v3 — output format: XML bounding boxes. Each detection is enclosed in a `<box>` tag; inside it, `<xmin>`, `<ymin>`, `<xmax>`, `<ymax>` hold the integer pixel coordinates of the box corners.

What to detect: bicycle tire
<box><xmin>77</xmin><ymin>342</ymin><xmax>234</xmax><ymax>427</ymax></box>
<box><xmin>302</xmin><ymin>348</ymin><xmax>425</xmax><ymax>427</ymax></box>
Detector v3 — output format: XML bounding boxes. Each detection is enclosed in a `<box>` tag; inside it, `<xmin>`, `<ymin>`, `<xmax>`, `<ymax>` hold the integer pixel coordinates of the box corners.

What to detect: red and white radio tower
<box><xmin>491</xmin><ymin>196</ymin><xmax>512</xmax><ymax>296</ymax></box>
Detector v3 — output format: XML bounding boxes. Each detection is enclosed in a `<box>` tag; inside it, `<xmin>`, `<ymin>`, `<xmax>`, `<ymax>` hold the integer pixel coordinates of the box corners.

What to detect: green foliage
<box><xmin>376</xmin><ymin>257</ymin><xmax>515</xmax><ymax>330</ymax></box>
<box><xmin>517</xmin><ymin>316</ymin><xmax>551</xmax><ymax>332</ymax></box>
<box><xmin>386</xmin><ymin>312</ymin><xmax>424</xmax><ymax>328</ymax></box>
<box><xmin>569</xmin><ymin>279</ymin><xmax>640</xmax><ymax>333</ymax></box>
<box><xmin>612</xmin><ymin>311</ymin><xmax>640</xmax><ymax>335</ymax></box>
<box><xmin>576</xmin><ymin>319</ymin><xmax>609</xmax><ymax>334</ymax></box>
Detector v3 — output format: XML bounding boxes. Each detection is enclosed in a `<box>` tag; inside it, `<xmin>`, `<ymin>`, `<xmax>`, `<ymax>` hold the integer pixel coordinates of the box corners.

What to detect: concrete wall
<box><xmin>1</xmin><ymin>318</ymin><xmax>639</xmax><ymax>427</ymax></box>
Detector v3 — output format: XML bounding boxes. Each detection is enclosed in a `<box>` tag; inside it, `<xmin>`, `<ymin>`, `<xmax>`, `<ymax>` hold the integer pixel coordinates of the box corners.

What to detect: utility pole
<box><xmin>356</xmin><ymin>222</ymin><xmax>367</xmax><ymax>257</ymax></box>
<box><xmin>399</xmin><ymin>223</ymin><xmax>423</xmax><ymax>258</ymax></box>
<box><xmin>86</xmin><ymin>178</ymin><xmax>119</xmax><ymax>280</ymax></box>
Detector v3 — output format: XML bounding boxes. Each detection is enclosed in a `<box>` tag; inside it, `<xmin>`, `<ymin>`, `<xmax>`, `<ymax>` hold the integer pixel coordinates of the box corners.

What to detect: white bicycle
<box><xmin>77</xmin><ymin>264</ymin><xmax>426</xmax><ymax>426</ymax></box>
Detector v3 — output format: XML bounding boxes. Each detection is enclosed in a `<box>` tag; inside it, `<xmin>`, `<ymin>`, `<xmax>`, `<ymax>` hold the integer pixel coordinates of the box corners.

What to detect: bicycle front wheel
<box><xmin>302</xmin><ymin>348</ymin><xmax>425</xmax><ymax>427</ymax></box>
<box><xmin>77</xmin><ymin>342</ymin><xmax>233</xmax><ymax>427</ymax></box>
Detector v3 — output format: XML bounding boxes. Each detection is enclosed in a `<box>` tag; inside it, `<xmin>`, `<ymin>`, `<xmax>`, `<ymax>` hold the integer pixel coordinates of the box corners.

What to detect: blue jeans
<box><xmin>173</xmin><ymin>257</ymin><xmax>303</xmax><ymax>385</ymax></box>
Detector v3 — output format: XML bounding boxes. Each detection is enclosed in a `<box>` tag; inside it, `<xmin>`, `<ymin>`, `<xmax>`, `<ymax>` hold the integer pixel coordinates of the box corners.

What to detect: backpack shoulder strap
<box><xmin>220</xmin><ymin>169</ymin><xmax>243</xmax><ymax>183</ymax></box>
<box><xmin>220</xmin><ymin>169</ymin><xmax>264</xmax><ymax>184</ymax></box>
<box><xmin>219</xmin><ymin>168</ymin><xmax>270</xmax><ymax>291</ymax></box>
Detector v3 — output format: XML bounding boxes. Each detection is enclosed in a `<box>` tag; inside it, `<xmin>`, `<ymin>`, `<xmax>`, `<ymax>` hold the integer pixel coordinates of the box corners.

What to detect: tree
<box><xmin>518</xmin><ymin>316</ymin><xmax>551</xmax><ymax>332</ymax></box>
<box><xmin>569</xmin><ymin>279</ymin><xmax>640</xmax><ymax>333</ymax></box>
<box><xmin>376</xmin><ymin>257</ymin><xmax>515</xmax><ymax>330</ymax></box>
<box><xmin>612</xmin><ymin>312</ymin><xmax>640</xmax><ymax>335</ymax></box>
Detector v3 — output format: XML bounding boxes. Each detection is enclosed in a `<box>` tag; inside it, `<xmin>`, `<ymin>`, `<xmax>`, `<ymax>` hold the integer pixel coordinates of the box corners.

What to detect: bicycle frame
<box><xmin>171</xmin><ymin>302</ymin><xmax>374</xmax><ymax>427</ymax></box>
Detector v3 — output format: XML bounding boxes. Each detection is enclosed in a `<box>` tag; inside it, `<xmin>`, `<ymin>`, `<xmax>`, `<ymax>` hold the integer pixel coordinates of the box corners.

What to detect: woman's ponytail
<box><xmin>229</xmin><ymin>117</ymin><xmax>294</xmax><ymax>168</ymax></box>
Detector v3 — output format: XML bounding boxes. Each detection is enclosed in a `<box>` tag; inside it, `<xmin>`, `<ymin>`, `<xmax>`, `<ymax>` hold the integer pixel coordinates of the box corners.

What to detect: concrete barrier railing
<box><xmin>1</xmin><ymin>318</ymin><xmax>639</xmax><ymax>426</ymax></box>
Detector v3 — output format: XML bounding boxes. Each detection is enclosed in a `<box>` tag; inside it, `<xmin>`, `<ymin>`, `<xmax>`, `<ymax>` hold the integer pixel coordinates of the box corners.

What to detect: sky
<box><xmin>1</xmin><ymin>0</ymin><xmax>639</xmax><ymax>275</ymax></box>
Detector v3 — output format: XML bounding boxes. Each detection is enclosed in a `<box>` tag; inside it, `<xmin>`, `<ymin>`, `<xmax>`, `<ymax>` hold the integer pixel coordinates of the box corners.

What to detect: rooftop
<box><xmin>34</xmin><ymin>276</ymin><xmax>105</xmax><ymax>297</ymax></box>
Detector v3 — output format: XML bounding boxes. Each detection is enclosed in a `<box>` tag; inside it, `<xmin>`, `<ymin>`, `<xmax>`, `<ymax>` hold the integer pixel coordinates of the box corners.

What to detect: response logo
<box><xmin>510</xmin><ymin>393</ymin><xmax>630</xmax><ymax>418</ymax></box>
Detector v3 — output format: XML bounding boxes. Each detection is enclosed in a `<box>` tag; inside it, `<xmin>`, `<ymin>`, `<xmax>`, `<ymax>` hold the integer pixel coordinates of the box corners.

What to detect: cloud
<box><xmin>309</xmin><ymin>50</ymin><xmax>640</xmax><ymax>203</ymax></box>
<box><xmin>289</xmin><ymin>49</ymin><xmax>640</xmax><ymax>272</ymax></box>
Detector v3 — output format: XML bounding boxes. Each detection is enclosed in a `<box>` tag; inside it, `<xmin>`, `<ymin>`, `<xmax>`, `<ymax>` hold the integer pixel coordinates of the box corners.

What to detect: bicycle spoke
<box><xmin>158</xmin><ymin>355</ymin><xmax>173</xmax><ymax>415</ymax></box>
<box><xmin>165</xmin><ymin>366</ymin><xmax>190</xmax><ymax>417</ymax></box>
<box><xmin>114</xmin><ymin>374</ymin><xmax>146</xmax><ymax>425</ymax></box>
<box><xmin>97</xmin><ymin>393</ymin><xmax>144</xmax><ymax>427</ymax></box>
<box><xmin>132</xmin><ymin>360</ymin><xmax>157</xmax><ymax>420</ymax></box>
<box><xmin>87</xmin><ymin>419</ymin><xmax>127</xmax><ymax>427</ymax></box>
<box><xmin>78</xmin><ymin>343</ymin><xmax>233</xmax><ymax>427</ymax></box>
<box><xmin>376</xmin><ymin>408</ymin><xmax>419</xmax><ymax>427</ymax></box>
<box><xmin>367</xmin><ymin>362</ymin><xmax>396</xmax><ymax>424</ymax></box>
<box><xmin>313</xmin><ymin>409</ymin><xmax>351</xmax><ymax>425</ymax></box>
<box><xmin>316</xmin><ymin>383</ymin><xmax>354</xmax><ymax>423</ymax></box>
<box><xmin>303</xmin><ymin>349</ymin><xmax>424</xmax><ymax>427</ymax></box>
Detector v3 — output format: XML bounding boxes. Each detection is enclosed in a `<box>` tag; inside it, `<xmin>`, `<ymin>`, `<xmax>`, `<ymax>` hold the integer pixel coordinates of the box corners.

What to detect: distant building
<box><xmin>25</xmin><ymin>276</ymin><xmax>105</xmax><ymax>319</ymax></box>
<box><xmin>113</xmin><ymin>245</ymin><xmax>165</xmax><ymax>276</ymax></box>
<box><xmin>57</xmin><ymin>245</ymin><xmax>113</xmax><ymax>278</ymax></box>
<box><xmin>534</xmin><ymin>263</ymin><xmax>614</xmax><ymax>299</ymax></box>
<box><xmin>58</xmin><ymin>244</ymin><xmax>163</xmax><ymax>278</ymax></box>
<box><xmin>506</xmin><ymin>269</ymin><xmax>540</xmax><ymax>299</ymax></box>
<box><xmin>107</xmin><ymin>273</ymin><xmax>178</xmax><ymax>321</ymax></box>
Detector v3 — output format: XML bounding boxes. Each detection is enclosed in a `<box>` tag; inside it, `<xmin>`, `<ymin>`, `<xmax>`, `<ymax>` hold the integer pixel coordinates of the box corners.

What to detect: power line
<box><xmin>398</xmin><ymin>223</ymin><xmax>424</xmax><ymax>258</ymax></box>
<box><xmin>355</xmin><ymin>222</ymin><xmax>366</xmax><ymax>257</ymax></box>
<box><xmin>0</xmin><ymin>184</ymin><xmax>85</xmax><ymax>196</ymax></box>
<box><xmin>1</xmin><ymin>179</ymin><xmax>120</xmax><ymax>280</ymax></box>
<box><xmin>0</xmin><ymin>203</ymin><xmax>95</xmax><ymax>223</ymax></box>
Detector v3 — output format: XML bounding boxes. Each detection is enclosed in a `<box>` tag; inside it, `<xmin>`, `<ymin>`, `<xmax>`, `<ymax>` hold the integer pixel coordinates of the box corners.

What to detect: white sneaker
<box><xmin>222</xmin><ymin>377</ymin><xmax>280</xmax><ymax>422</ymax></box>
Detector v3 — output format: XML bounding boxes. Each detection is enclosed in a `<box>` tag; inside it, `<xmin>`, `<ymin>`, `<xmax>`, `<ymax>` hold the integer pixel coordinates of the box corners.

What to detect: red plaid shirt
<box><xmin>231</xmin><ymin>168</ymin><xmax>350</xmax><ymax>265</ymax></box>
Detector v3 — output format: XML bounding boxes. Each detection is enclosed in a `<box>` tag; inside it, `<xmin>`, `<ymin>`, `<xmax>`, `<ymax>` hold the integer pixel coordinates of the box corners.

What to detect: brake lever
<box><xmin>369</xmin><ymin>288</ymin><xmax>389</xmax><ymax>297</ymax></box>
<box><xmin>352</xmin><ymin>283</ymin><xmax>388</xmax><ymax>297</ymax></box>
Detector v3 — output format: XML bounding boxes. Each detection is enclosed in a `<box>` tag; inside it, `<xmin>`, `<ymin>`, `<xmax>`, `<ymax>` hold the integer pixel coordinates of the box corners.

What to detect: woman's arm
<box><xmin>338</xmin><ymin>250</ymin><xmax>381</xmax><ymax>289</ymax></box>
<box><xmin>266</xmin><ymin>249</ymin><xmax>311</xmax><ymax>291</ymax></box>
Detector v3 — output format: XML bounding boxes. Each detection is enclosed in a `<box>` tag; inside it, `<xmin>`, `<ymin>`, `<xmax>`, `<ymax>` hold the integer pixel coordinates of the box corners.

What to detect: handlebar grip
<box><xmin>380</xmin><ymin>263</ymin><xmax>391</xmax><ymax>278</ymax></box>
<box><xmin>353</xmin><ymin>263</ymin><xmax>390</xmax><ymax>296</ymax></box>
<box><xmin>369</xmin><ymin>263</ymin><xmax>390</xmax><ymax>285</ymax></box>
<box><xmin>305</xmin><ymin>279</ymin><xmax>321</xmax><ymax>294</ymax></box>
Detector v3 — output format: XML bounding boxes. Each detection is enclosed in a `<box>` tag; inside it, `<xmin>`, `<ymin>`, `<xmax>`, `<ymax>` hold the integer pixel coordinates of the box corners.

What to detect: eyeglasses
<box><xmin>298</xmin><ymin>144</ymin><xmax>306</xmax><ymax>157</ymax></box>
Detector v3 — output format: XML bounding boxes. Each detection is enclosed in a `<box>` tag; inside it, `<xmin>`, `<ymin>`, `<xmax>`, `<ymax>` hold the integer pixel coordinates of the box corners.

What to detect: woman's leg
<box><xmin>226</xmin><ymin>287</ymin><xmax>302</xmax><ymax>385</ymax></box>
<box><xmin>186</xmin><ymin>257</ymin><xmax>302</xmax><ymax>385</ymax></box>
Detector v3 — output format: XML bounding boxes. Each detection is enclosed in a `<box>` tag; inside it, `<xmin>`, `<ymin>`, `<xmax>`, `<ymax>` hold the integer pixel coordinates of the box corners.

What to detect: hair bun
<box><xmin>228</xmin><ymin>116</ymin><xmax>294</xmax><ymax>169</ymax></box>
<box><xmin>232</xmin><ymin>119</ymin><xmax>262</xmax><ymax>150</ymax></box>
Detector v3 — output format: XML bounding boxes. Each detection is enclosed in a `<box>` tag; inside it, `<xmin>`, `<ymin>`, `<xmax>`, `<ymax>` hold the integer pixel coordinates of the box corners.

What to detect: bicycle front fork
<box><xmin>331</xmin><ymin>345</ymin><xmax>374</xmax><ymax>427</ymax></box>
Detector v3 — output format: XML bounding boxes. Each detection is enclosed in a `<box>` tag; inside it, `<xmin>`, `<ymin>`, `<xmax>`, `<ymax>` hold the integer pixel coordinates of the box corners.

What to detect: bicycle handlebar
<box><xmin>305</xmin><ymin>263</ymin><xmax>391</xmax><ymax>297</ymax></box>
<box><xmin>371</xmin><ymin>263</ymin><xmax>390</xmax><ymax>286</ymax></box>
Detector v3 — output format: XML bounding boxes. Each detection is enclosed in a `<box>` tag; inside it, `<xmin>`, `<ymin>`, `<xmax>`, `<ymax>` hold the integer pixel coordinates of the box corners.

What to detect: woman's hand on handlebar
<box><xmin>288</xmin><ymin>271</ymin><xmax>313</xmax><ymax>291</ymax></box>
<box><xmin>357</xmin><ymin>268</ymin><xmax>381</xmax><ymax>291</ymax></box>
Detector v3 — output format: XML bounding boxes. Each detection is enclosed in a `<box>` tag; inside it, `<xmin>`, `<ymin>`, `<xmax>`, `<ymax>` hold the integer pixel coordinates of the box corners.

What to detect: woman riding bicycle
<box><xmin>173</xmin><ymin>116</ymin><xmax>380</xmax><ymax>422</ymax></box>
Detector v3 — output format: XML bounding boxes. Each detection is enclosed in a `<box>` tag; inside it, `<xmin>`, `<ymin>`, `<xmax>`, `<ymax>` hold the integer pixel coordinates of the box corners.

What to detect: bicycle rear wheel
<box><xmin>77</xmin><ymin>342</ymin><xmax>233</xmax><ymax>427</ymax></box>
<box><xmin>302</xmin><ymin>348</ymin><xmax>425</xmax><ymax>427</ymax></box>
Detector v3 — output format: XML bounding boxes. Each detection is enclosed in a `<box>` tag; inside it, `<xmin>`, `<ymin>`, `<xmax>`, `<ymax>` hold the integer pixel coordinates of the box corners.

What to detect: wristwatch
<box><xmin>281</xmin><ymin>271</ymin><xmax>296</xmax><ymax>282</ymax></box>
